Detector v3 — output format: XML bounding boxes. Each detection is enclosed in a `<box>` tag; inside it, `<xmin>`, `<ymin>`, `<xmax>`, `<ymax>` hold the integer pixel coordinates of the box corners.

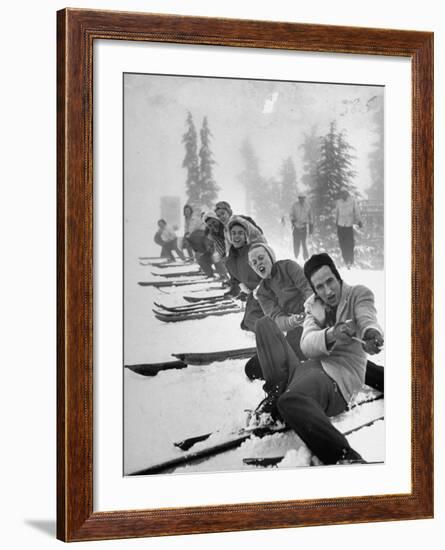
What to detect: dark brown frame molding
<box><xmin>57</xmin><ymin>8</ymin><xmax>433</xmax><ymax>542</ymax></box>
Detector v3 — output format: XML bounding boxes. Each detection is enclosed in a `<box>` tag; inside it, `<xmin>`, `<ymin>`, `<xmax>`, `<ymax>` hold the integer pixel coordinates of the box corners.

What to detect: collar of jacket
<box><xmin>307</xmin><ymin>282</ymin><xmax>352</xmax><ymax>326</ymax></box>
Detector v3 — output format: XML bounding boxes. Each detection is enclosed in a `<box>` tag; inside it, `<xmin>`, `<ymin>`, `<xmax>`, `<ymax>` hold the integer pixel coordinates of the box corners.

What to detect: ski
<box><xmin>183</xmin><ymin>292</ymin><xmax>231</xmax><ymax>303</ymax></box>
<box><xmin>125</xmin><ymin>360</ymin><xmax>187</xmax><ymax>376</ymax></box>
<box><xmin>151</xmin><ymin>261</ymin><xmax>196</xmax><ymax>269</ymax></box>
<box><xmin>153</xmin><ymin>302</ymin><xmax>239</xmax><ymax>316</ymax></box>
<box><xmin>138</xmin><ymin>279</ymin><xmax>222</xmax><ymax>288</ymax></box>
<box><xmin>128</xmin><ymin>424</ymin><xmax>288</xmax><ymax>476</ymax></box>
<box><xmin>174</xmin><ymin>393</ymin><xmax>383</xmax><ymax>451</ymax></box>
<box><xmin>154</xmin><ymin>305</ymin><xmax>243</xmax><ymax>322</ymax></box>
<box><xmin>125</xmin><ymin>346</ymin><xmax>257</xmax><ymax>376</ymax></box>
<box><xmin>242</xmin><ymin>415</ymin><xmax>385</xmax><ymax>467</ymax></box>
<box><xmin>153</xmin><ymin>299</ymin><xmax>236</xmax><ymax>313</ymax></box>
<box><xmin>129</xmin><ymin>412</ymin><xmax>385</xmax><ymax>475</ymax></box>
<box><xmin>172</xmin><ymin>346</ymin><xmax>256</xmax><ymax>365</ymax></box>
<box><xmin>150</xmin><ymin>270</ymin><xmax>205</xmax><ymax>279</ymax></box>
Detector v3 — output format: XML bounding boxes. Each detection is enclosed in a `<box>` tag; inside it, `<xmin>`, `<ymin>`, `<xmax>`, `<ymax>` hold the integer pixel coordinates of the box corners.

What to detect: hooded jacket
<box><xmin>254</xmin><ymin>244</ymin><xmax>313</xmax><ymax>332</ymax></box>
<box><xmin>203</xmin><ymin>211</ymin><xmax>226</xmax><ymax>258</ymax></box>
<box><xmin>300</xmin><ymin>283</ymin><xmax>383</xmax><ymax>404</ymax></box>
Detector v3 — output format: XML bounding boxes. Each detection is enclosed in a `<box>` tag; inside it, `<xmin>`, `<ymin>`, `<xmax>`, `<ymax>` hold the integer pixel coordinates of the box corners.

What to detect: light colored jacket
<box><xmin>301</xmin><ymin>283</ymin><xmax>383</xmax><ymax>404</ymax></box>
<box><xmin>159</xmin><ymin>225</ymin><xmax>177</xmax><ymax>242</ymax></box>
<box><xmin>290</xmin><ymin>201</ymin><xmax>312</xmax><ymax>228</ymax></box>
<box><xmin>335</xmin><ymin>196</ymin><xmax>362</xmax><ymax>227</ymax></box>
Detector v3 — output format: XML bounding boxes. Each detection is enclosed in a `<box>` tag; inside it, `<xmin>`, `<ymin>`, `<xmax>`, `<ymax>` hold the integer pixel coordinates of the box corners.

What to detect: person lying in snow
<box><xmin>252</xmin><ymin>252</ymin><xmax>384</xmax><ymax>465</ymax></box>
<box><xmin>224</xmin><ymin>216</ymin><xmax>267</xmax><ymax>332</ymax></box>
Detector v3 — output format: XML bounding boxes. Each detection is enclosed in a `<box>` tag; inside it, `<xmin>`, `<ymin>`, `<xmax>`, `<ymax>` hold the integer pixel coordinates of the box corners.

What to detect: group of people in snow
<box><xmin>153</xmin><ymin>193</ymin><xmax>383</xmax><ymax>465</ymax></box>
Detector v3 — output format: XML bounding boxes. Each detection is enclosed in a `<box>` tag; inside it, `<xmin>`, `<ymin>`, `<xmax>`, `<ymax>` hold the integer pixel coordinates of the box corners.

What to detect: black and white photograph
<box><xmin>123</xmin><ymin>72</ymin><xmax>385</xmax><ymax>476</ymax></box>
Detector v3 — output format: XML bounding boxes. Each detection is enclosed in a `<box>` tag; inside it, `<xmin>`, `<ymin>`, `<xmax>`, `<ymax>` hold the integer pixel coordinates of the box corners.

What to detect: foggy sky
<box><xmin>124</xmin><ymin>72</ymin><xmax>383</xmax><ymax>256</ymax></box>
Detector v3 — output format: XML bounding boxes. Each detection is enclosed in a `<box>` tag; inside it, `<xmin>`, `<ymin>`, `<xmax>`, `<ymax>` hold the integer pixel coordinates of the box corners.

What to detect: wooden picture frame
<box><xmin>57</xmin><ymin>8</ymin><xmax>433</xmax><ymax>542</ymax></box>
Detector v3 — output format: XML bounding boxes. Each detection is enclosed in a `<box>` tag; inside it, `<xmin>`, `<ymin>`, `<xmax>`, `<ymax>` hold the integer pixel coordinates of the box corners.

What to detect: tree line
<box><xmin>182</xmin><ymin>111</ymin><xmax>219</xmax><ymax>208</ymax></box>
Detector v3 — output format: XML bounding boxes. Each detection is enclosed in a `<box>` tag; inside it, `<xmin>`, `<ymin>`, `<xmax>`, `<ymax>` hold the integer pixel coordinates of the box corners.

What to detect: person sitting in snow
<box><xmin>224</xmin><ymin>216</ymin><xmax>267</xmax><ymax>332</ymax></box>
<box><xmin>245</xmin><ymin>243</ymin><xmax>313</xmax><ymax>379</ymax></box>
<box><xmin>253</xmin><ymin>252</ymin><xmax>384</xmax><ymax>465</ymax></box>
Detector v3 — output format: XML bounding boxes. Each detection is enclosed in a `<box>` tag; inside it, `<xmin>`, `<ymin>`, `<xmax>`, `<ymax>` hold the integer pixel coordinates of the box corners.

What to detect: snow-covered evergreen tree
<box><xmin>198</xmin><ymin>117</ymin><xmax>219</xmax><ymax>207</ymax></box>
<box><xmin>239</xmin><ymin>138</ymin><xmax>261</xmax><ymax>216</ymax></box>
<box><xmin>311</xmin><ymin>121</ymin><xmax>357</xmax><ymax>254</ymax></box>
<box><xmin>299</xmin><ymin>126</ymin><xmax>321</xmax><ymax>193</ymax></box>
<box><xmin>278</xmin><ymin>157</ymin><xmax>299</xmax><ymax>213</ymax></box>
<box><xmin>366</xmin><ymin>95</ymin><xmax>384</xmax><ymax>203</ymax></box>
<box><xmin>182</xmin><ymin>111</ymin><xmax>200</xmax><ymax>205</ymax></box>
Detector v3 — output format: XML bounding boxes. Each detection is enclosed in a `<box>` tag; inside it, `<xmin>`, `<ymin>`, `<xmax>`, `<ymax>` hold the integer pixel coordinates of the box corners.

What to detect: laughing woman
<box><xmin>225</xmin><ymin>216</ymin><xmax>267</xmax><ymax>332</ymax></box>
<box><xmin>245</xmin><ymin>243</ymin><xmax>313</xmax><ymax>379</ymax></box>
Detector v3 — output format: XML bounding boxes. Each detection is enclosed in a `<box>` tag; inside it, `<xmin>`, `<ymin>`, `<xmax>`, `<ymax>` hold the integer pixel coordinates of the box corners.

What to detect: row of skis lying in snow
<box><xmin>128</xmin><ymin>392</ymin><xmax>384</xmax><ymax>475</ymax></box>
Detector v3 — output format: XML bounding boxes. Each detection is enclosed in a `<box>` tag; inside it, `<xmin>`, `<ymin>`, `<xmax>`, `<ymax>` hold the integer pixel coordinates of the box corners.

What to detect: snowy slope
<box><xmin>124</xmin><ymin>258</ymin><xmax>385</xmax><ymax>475</ymax></box>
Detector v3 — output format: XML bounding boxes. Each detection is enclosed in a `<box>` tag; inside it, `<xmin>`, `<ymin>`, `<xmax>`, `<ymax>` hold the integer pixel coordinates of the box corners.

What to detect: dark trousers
<box><xmin>163</xmin><ymin>239</ymin><xmax>186</xmax><ymax>262</ymax></box>
<box><xmin>245</xmin><ymin>324</ymin><xmax>384</xmax><ymax>393</ymax></box>
<box><xmin>292</xmin><ymin>226</ymin><xmax>309</xmax><ymax>261</ymax></box>
<box><xmin>196</xmin><ymin>252</ymin><xmax>214</xmax><ymax>277</ymax></box>
<box><xmin>337</xmin><ymin>225</ymin><xmax>355</xmax><ymax>266</ymax></box>
<box><xmin>255</xmin><ymin>316</ymin><xmax>355</xmax><ymax>464</ymax></box>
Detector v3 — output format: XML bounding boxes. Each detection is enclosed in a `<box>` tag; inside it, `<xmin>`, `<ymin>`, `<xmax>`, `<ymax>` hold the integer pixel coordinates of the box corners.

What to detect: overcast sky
<box><xmin>124</xmin><ymin>72</ymin><xmax>383</xmax><ymax>255</ymax></box>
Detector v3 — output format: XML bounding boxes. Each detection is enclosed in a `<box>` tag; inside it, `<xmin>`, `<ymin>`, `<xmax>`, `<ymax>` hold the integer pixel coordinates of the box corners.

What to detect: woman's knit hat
<box><xmin>215</xmin><ymin>201</ymin><xmax>233</xmax><ymax>217</ymax></box>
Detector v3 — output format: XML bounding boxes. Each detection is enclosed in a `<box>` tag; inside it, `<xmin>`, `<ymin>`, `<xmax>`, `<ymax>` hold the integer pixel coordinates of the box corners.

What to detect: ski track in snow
<box><xmin>124</xmin><ymin>255</ymin><xmax>385</xmax><ymax>475</ymax></box>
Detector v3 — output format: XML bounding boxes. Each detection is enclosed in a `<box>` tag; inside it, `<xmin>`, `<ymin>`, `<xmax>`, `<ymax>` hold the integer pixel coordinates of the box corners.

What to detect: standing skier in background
<box><xmin>335</xmin><ymin>189</ymin><xmax>363</xmax><ymax>268</ymax></box>
<box><xmin>154</xmin><ymin>219</ymin><xmax>186</xmax><ymax>262</ymax></box>
<box><xmin>289</xmin><ymin>194</ymin><xmax>313</xmax><ymax>262</ymax></box>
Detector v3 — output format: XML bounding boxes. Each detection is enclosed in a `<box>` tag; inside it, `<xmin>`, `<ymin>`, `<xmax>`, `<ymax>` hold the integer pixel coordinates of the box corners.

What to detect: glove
<box><xmin>333</xmin><ymin>321</ymin><xmax>355</xmax><ymax>345</ymax></box>
<box><xmin>239</xmin><ymin>283</ymin><xmax>252</xmax><ymax>295</ymax></box>
<box><xmin>362</xmin><ymin>328</ymin><xmax>384</xmax><ymax>355</ymax></box>
<box><xmin>309</xmin><ymin>224</ymin><xmax>314</xmax><ymax>235</ymax></box>
<box><xmin>289</xmin><ymin>312</ymin><xmax>305</xmax><ymax>329</ymax></box>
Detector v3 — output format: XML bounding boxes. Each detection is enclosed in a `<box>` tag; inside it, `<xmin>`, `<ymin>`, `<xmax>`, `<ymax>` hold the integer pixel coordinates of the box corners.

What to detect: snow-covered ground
<box><xmin>124</xmin><ymin>257</ymin><xmax>385</xmax><ymax>475</ymax></box>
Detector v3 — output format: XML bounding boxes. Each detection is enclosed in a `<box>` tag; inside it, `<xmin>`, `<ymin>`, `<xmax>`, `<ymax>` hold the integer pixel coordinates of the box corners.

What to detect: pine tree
<box><xmin>182</xmin><ymin>111</ymin><xmax>200</xmax><ymax>205</ymax></box>
<box><xmin>278</xmin><ymin>157</ymin><xmax>299</xmax><ymax>213</ymax></box>
<box><xmin>311</xmin><ymin>121</ymin><xmax>357</xmax><ymax>254</ymax></box>
<box><xmin>198</xmin><ymin>117</ymin><xmax>219</xmax><ymax>208</ymax></box>
<box><xmin>299</xmin><ymin>126</ymin><xmax>321</xmax><ymax>193</ymax></box>
<box><xmin>366</xmin><ymin>95</ymin><xmax>384</xmax><ymax>202</ymax></box>
<box><xmin>239</xmin><ymin>138</ymin><xmax>261</xmax><ymax>216</ymax></box>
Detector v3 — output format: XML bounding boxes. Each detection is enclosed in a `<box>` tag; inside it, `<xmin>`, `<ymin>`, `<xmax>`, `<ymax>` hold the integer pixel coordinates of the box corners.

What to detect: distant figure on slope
<box><xmin>214</xmin><ymin>200</ymin><xmax>263</xmax><ymax>255</ymax></box>
<box><xmin>335</xmin><ymin>189</ymin><xmax>363</xmax><ymax>268</ymax></box>
<box><xmin>253</xmin><ymin>252</ymin><xmax>384</xmax><ymax>465</ymax></box>
<box><xmin>244</xmin><ymin>243</ymin><xmax>313</xmax><ymax>380</ymax></box>
<box><xmin>182</xmin><ymin>204</ymin><xmax>202</xmax><ymax>261</ymax></box>
<box><xmin>187</xmin><ymin>216</ymin><xmax>228</xmax><ymax>280</ymax></box>
<box><xmin>202</xmin><ymin>211</ymin><xmax>230</xmax><ymax>278</ymax></box>
<box><xmin>154</xmin><ymin>219</ymin><xmax>186</xmax><ymax>262</ymax></box>
<box><xmin>225</xmin><ymin>216</ymin><xmax>266</xmax><ymax>332</ymax></box>
<box><xmin>289</xmin><ymin>194</ymin><xmax>313</xmax><ymax>262</ymax></box>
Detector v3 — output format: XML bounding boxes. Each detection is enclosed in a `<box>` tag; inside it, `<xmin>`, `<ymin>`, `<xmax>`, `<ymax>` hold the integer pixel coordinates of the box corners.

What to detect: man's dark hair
<box><xmin>157</xmin><ymin>219</ymin><xmax>166</xmax><ymax>226</ymax></box>
<box><xmin>303</xmin><ymin>253</ymin><xmax>342</xmax><ymax>291</ymax></box>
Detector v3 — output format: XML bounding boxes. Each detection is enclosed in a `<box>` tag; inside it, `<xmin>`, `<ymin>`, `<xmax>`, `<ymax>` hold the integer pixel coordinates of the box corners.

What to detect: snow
<box><xmin>124</xmin><ymin>258</ymin><xmax>385</xmax><ymax>475</ymax></box>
